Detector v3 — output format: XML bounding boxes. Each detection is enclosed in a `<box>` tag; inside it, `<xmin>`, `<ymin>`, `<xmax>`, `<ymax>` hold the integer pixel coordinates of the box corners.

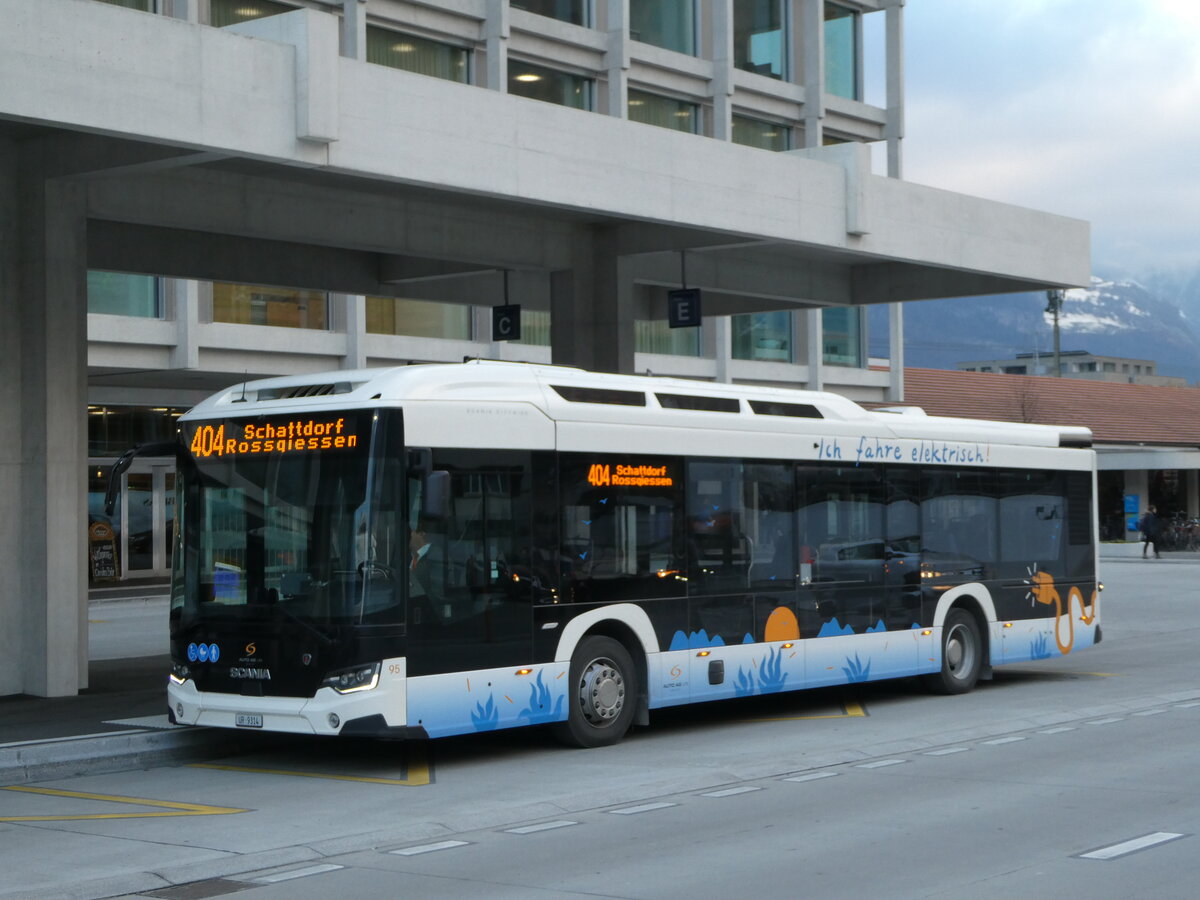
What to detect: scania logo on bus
<box><xmin>228</xmin><ymin>666</ymin><xmax>272</xmax><ymax>680</ymax></box>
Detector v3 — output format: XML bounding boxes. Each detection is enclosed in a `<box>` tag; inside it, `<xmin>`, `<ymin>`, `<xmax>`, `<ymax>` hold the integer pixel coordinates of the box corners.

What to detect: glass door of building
<box><xmin>89</xmin><ymin>459</ymin><xmax>175</xmax><ymax>581</ymax></box>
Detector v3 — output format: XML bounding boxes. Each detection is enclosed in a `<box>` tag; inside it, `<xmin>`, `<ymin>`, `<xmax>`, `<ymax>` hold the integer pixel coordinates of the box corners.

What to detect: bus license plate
<box><xmin>235</xmin><ymin>713</ymin><xmax>263</xmax><ymax>728</ymax></box>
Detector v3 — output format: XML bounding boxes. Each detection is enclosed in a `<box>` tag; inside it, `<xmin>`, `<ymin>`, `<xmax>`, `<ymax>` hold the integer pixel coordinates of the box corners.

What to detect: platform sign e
<box><xmin>668</xmin><ymin>289</ymin><xmax>701</xmax><ymax>328</ymax></box>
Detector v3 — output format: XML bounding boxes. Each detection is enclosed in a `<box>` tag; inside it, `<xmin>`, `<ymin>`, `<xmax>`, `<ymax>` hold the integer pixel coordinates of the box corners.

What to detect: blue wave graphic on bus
<box><xmin>1030</xmin><ymin>633</ymin><xmax>1052</xmax><ymax>660</ymax></box>
<box><xmin>668</xmin><ymin>629</ymin><xmax>724</xmax><ymax>650</ymax></box>
<box><xmin>518</xmin><ymin>671</ymin><xmax>565</xmax><ymax>725</ymax></box>
<box><xmin>734</xmin><ymin>666</ymin><xmax>755</xmax><ymax>697</ymax></box>
<box><xmin>866</xmin><ymin>620</ymin><xmax>887</xmax><ymax>633</ymax></box>
<box><xmin>471</xmin><ymin>694</ymin><xmax>500</xmax><ymax>731</ymax></box>
<box><xmin>842</xmin><ymin>653</ymin><xmax>872</xmax><ymax>682</ymax></box>
<box><xmin>818</xmin><ymin>618</ymin><xmax>856</xmax><ymax>638</ymax></box>
<box><xmin>759</xmin><ymin>646</ymin><xmax>788</xmax><ymax>693</ymax></box>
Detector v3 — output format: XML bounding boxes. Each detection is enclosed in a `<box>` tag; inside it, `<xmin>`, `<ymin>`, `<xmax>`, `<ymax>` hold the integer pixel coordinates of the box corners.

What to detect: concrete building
<box><xmin>958</xmin><ymin>350</ymin><xmax>1187</xmax><ymax>387</ymax></box>
<box><xmin>1</xmin><ymin>0</ymin><xmax>1090</xmax><ymax>697</ymax></box>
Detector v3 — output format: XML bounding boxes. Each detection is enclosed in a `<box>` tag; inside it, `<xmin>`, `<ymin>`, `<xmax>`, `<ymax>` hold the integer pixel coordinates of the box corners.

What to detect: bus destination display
<box><xmin>188</xmin><ymin>416</ymin><xmax>360</xmax><ymax>459</ymax></box>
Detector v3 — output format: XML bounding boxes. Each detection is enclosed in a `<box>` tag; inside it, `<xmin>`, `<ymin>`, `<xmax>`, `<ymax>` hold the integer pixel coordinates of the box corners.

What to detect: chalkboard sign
<box><xmin>89</xmin><ymin>521</ymin><xmax>118</xmax><ymax>581</ymax></box>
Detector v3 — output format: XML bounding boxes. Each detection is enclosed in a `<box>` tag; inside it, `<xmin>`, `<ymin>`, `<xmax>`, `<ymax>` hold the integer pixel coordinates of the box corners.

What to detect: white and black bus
<box><xmin>114</xmin><ymin>360</ymin><xmax>1100</xmax><ymax>747</ymax></box>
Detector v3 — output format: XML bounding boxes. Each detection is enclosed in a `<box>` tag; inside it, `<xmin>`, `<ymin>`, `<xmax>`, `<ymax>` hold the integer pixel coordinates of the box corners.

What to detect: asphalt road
<box><xmin>7</xmin><ymin>557</ymin><xmax>1197</xmax><ymax>899</ymax></box>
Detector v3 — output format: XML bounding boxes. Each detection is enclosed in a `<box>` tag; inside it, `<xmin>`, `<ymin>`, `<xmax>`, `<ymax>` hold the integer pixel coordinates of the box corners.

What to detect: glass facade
<box><xmin>630</xmin><ymin>0</ymin><xmax>695</xmax><ymax>55</ymax></box>
<box><xmin>511</xmin><ymin>308</ymin><xmax>551</xmax><ymax>346</ymax></box>
<box><xmin>824</xmin><ymin>2</ymin><xmax>859</xmax><ymax>100</ymax></box>
<box><xmin>88</xmin><ymin>405</ymin><xmax>187</xmax><ymax>457</ymax></box>
<box><xmin>822</xmin><ymin>306</ymin><xmax>862</xmax><ymax>366</ymax></box>
<box><xmin>509</xmin><ymin>62</ymin><xmax>593</xmax><ymax>110</ymax></box>
<box><xmin>732</xmin><ymin>114</ymin><xmax>789</xmax><ymax>150</ymax></box>
<box><xmin>732</xmin><ymin>311</ymin><xmax>791</xmax><ymax>361</ymax></box>
<box><xmin>628</xmin><ymin>89</ymin><xmax>699</xmax><ymax>133</ymax></box>
<box><xmin>510</xmin><ymin>0</ymin><xmax>589</xmax><ymax>27</ymax></box>
<box><xmin>212</xmin><ymin>283</ymin><xmax>328</xmax><ymax>330</ymax></box>
<box><xmin>88</xmin><ymin>271</ymin><xmax>160</xmax><ymax>318</ymax></box>
<box><xmin>95</xmin><ymin>0</ymin><xmax>154</xmax><ymax>10</ymax></box>
<box><xmin>734</xmin><ymin>0</ymin><xmax>786</xmax><ymax>80</ymax></box>
<box><xmin>209</xmin><ymin>0</ymin><xmax>294</xmax><ymax>27</ymax></box>
<box><xmin>366</xmin><ymin>27</ymin><xmax>469</xmax><ymax>83</ymax></box>
<box><xmin>366</xmin><ymin>297</ymin><xmax>472</xmax><ymax>340</ymax></box>
<box><xmin>636</xmin><ymin>319</ymin><xmax>702</xmax><ymax>357</ymax></box>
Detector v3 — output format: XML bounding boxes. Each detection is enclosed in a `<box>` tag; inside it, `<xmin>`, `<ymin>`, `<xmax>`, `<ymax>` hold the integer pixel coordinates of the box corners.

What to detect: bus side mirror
<box><xmin>407</xmin><ymin>448</ymin><xmax>433</xmax><ymax>479</ymax></box>
<box><xmin>422</xmin><ymin>471</ymin><xmax>450</xmax><ymax>521</ymax></box>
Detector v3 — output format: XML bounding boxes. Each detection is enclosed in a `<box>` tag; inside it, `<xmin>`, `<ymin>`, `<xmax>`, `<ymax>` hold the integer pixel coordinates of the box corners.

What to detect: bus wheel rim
<box><xmin>579</xmin><ymin>658</ymin><xmax>625</xmax><ymax>726</ymax></box>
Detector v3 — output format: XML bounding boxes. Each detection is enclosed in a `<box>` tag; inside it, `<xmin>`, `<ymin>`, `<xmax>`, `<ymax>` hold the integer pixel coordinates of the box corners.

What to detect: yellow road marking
<box><xmin>0</xmin><ymin>786</ymin><xmax>246</xmax><ymax>822</ymax></box>
<box><xmin>752</xmin><ymin>695</ymin><xmax>867</xmax><ymax>722</ymax></box>
<box><xmin>189</xmin><ymin>755</ymin><xmax>431</xmax><ymax>787</ymax></box>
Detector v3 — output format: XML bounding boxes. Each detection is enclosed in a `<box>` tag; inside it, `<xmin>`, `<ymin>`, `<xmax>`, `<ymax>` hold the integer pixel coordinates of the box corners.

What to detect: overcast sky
<box><xmin>889</xmin><ymin>0</ymin><xmax>1200</xmax><ymax>276</ymax></box>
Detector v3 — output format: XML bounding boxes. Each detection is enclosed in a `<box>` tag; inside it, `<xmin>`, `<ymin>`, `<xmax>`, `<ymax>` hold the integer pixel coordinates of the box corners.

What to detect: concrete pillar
<box><xmin>342</xmin><ymin>293</ymin><xmax>367</xmax><ymax>369</ymax></box>
<box><xmin>1</xmin><ymin>140</ymin><xmax>90</xmax><ymax>697</ymax></box>
<box><xmin>887</xmin><ymin>301</ymin><xmax>904</xmax><ymax>402</ymax></box>
<box><xmin>340</xmin><ymin>0</ymin><xmax>368</xmax><ymax>62</ymax></box>
<box><xmin>710</xmin><ymin>0</ymin><xmax>734</xmax><ymax>141</ymax></box>
<box><xmin>805</xmin><ymin>308</ymin><xmax>824</xmax><ymax>391</ymax></box>
<box><xmin>713</xmin><ymin>316</ymin><xmax>732</xmax><ymax>383</ymax></box>
<box><xmin>165</xmin><ymin>0</ymin><xmax>199</xmax><ymax>23</ymax></box>
<box><xmin>550</xmin><ymin>226</ymin><xmax>633</xmax><ymax>374</ymax></box>
<box><xmin>170</xmin><ymin>279</ymin><xmax>200</xmax><ymax>370</ymax></box>
<box><xmin>884</xmin><ymin>0</ymin><xmax>905</xmax><ymax>179</ymax></box>
<box><xmin>484</xmin><ymin>0</ymin><xmax>509</xmax><ymax>91</ymax></box>
<box><xmin>801</xmin><ymin>0</ymin><xmax>825</xmax><ymax>148</ymax></box>
<box><xmin>604</xmin><ymin>0</ymin><xmax>629</xmax><ymax>119</ymax></box>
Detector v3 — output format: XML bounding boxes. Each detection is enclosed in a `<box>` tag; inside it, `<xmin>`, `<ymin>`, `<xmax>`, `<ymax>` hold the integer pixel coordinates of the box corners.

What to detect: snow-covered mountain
<box><xmin>873</xmin><ymin>275</ymin><xmax>1200</xmax><ymax>384</ymax></box>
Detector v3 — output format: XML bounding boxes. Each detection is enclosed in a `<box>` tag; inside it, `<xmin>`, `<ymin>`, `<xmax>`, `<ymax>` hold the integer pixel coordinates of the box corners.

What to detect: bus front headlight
<box><xmin>321</xmin><ymin>662</ymin><xmax>380</xmax><ymax>694</ymax></box>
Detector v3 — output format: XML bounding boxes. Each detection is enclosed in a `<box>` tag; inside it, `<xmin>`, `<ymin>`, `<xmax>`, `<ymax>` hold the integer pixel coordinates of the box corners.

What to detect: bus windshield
<box><xmin>171</xmin><ymin>408</ymin><xmax>405</xmax><ymax>629</ymax></box>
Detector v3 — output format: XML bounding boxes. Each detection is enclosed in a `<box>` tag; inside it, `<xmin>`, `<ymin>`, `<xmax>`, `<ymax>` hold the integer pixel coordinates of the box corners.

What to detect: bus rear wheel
<box><xmin>923</xmin><ymin>608</ymin><xmax>982</xmax><ymax>695</ymax></box>
<box><xmin>553</xmin><ymin>636</ymin><xmax>638</xmax><ymax>748</ymax></box>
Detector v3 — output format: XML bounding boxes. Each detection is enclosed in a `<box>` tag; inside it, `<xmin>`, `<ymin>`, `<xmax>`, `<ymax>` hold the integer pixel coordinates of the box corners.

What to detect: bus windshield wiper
<box><xmin>247</xmin><ymin>601</ymin><xmax>336</xmax><ymax>647</ymax></box>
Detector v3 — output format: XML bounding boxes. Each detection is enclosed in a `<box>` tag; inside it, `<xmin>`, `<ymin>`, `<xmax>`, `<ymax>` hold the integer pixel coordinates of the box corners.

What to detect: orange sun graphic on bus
<box><xmin>764</xmin><ymin>606</ymin><xmax>801</xmax><ymax>641</ymax></box>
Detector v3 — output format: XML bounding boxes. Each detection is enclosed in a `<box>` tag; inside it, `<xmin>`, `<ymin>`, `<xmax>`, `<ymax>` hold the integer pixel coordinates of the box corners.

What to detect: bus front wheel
<box><xmin>923</xmin><ymin>608</ymin><xmax>982</xmax><ymax>695</ymax></box>
<box><xmin>553</xmin><ymin>636</ymin><xmax>638</xmax><ymax>748</ymax></box>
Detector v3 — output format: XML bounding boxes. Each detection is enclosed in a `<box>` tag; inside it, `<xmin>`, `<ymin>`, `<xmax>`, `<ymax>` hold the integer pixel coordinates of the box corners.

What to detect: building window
<box><xmin>732</xmin><ymin>311</ymin><xmax>791</xmax><ymax>362</ymax></box>
<box><xmin>1103</xmin><ymin>362</ymin><xmax>1116</xmax><ymax>372</ymax></box>
<box><xmin>511</xmin><ymin>309</ymin><xmax>551</xmax><ymax>346</ymax></box>
<box><xmin>734</xmin><ymin>0</ymin><xmax>786</xmax><ymax>80</ymax></box>
<box><xmin>824</xmin><ymin>2</ymin><xmax>859</xmax><ymax>100</ymax></box>
<box><xmin>822</xmin><ymin>307</ymin><xmax>861</xmax><ymax>366</ymax></box>
<box><xmin>366</xmin><ymin>297</ymin><xmax>471</xmax><ymax>340</ymax></box>
<box><xmin>366</xmin><ymin>27</ymin><xmax>469</xmax><ymax>83</ymax></box>
<box><xmin>630</xmin><ymin>0</ymin><xmax>695</xmax><ymax>55</ymax></box>
<box><xmin>209</xmin><ymin>0</ymin><xmax>294</xmax><ymax>27</ymax></box>
<box><xmin>88</xmin><ymin>406</ymin><xmax>186</xmax><ymax>457</ymax></box>
<box><xmin>628</xmin><ymin>89</ymin><xmax>699</xmax><ymax>133</ymax></box>
<box><xmin>95</xmin><ymin>0</ymin><xmax>155</xmax><ymax>10</ymax></box>
<box><xmin>88</xmin><ymin>271</ymin><xmax>161</xmax><ymax>318</ymax></box>
<box><xmin>510</xmin><ymin>0</ymin><xmax>589</xmax><ymax>27</ymax></box>
<box><xmin>509</xmin><ymin>62</ymin><xmax>593</xmax><ymax>110</ymax></box>
<box><xmin>732</xmin><ymin>114</ymin><xmax>790</xmax><ymax>150</ymax></box>
<box><xmin>212</xmin><ymin>284</ymin><xmax>328</xmax><ymax>330</ymax></box>
<box><xmin>1003</xmin><ymin>366</ymin><xmax>1027</xmax><ymax>375</ymax></box>
<box><xmin>636</xmin><ymin>320</ymin><xmax>701</xmax><ymax>356</ymax></box>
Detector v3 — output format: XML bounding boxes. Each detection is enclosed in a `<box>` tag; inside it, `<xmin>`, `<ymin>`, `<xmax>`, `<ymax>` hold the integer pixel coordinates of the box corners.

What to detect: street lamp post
<box><xmin>1045</xmin><ymin>289</ymin><xmax>1064</xmax><ymax>377</ymax></box>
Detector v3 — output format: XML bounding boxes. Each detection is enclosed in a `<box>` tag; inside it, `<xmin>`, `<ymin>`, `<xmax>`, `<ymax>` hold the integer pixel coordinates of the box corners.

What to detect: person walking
<box><xmin>1140</xmin><ymin>505</ymin><xmax>1162</xmax><ymax>559</ymax></box>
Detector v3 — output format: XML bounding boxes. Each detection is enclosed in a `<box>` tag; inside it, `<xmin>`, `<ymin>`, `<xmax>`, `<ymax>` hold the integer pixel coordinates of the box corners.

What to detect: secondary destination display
<box><xmin>187</xmin><ymin>416</ymin><xmax>361</xmax><ymax>459</ymax></box>
<box><xmin>587</xmin><ymin>463</ymin><xmax>674</xmax><ymax>487</ymax></box>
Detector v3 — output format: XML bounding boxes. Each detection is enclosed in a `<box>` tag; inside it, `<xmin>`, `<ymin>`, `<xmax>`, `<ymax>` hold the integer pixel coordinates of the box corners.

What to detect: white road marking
<box><xmin>856</xmin><ymin>759</ymin><xmax>906</xmax><ymax>769</ymax></box>
<box><xmin>1079</xmin><ymin>832</ymin><xmax>1186</xmax><ymax>860</ymax></box>
<box><xmin>253</xmin><ymin>864</ymin><xmax>344</xmax><ymax>883</ymax></box>
<box><xmin>609</xmin><ymin>801</ymin><xmax>677</xmax><ymax>815</ymax></box>
<box><xmin>783</xmin><ymin>772</ymin><xmax>839</xmax><ymax>783</ymax></box>
<box><xmin>1038</xmin><ymin>726</ymin><xmax>1075</xmax><ymax>735</ymax></box>
<box><xmin>982</xmin><ymin>736</ymin><xmax>1026</xmax><ymax>746</ymax></box>
<box><xmin>1133</xmin><ymin>709</ymin><xmax>1167</xmax><ymax>717</ymax></box>
<box><xmin>1085</xmin><ymin>717</ymin><xmax>1124</xmax><ymax>726</ymax></box>
<box><xmin>391</xmin><ymin>840</ymin><xmax>471</xmax><ymax>856</ymax></box>
<box><xmin>701</xmin><ymin>785</ymin><xmax>762</xmax><ymax>798</ymax></box>
<box><xmin>505</xmin><ymin>820</ymin><xmax>578</xmax><ymax>834</ymax></box>
<box><xmin>926</xmin><ymin>747</ymin><xmax>970</xmax><ymax>756</ymax></box>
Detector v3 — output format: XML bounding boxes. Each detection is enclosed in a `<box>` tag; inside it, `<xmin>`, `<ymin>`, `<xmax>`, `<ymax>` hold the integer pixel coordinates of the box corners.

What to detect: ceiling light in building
<box><xmin>628</xmin><ymin>99</ymin><xmax>644</xmax><ymax>107</ymax></box>
<box><xmin>674</xmin><ymin>110</ymin><xmax>692</xmax><ymax>117</ymax></box>
<box><xmin>392</xmin><ymin>42</ymin><xmax>416</xmax><ymax>53</ymax></box>
<box><xmin>515</xmin><ymin>73</ymin><xmax>541</xmax><ymax>82</ymax></box>
<box><xmin>235</xmin><ymin>6</ymin><xmax>262</xmax><ymax>15</ymax></box>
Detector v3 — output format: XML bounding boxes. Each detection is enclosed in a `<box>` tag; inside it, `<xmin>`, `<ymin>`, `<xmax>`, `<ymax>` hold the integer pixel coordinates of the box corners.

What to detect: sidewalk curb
<box><xmin>0</xmin><ymin>727</ymin><xmax>288</xmax><ymax>786</ymax></box>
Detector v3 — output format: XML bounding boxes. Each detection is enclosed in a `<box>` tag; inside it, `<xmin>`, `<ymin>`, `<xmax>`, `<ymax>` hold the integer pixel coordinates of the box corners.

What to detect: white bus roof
<box><xmin>184</xmin><ymin>360</ymin><xmax>1093</xmax><ymax>450</ymax></box>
